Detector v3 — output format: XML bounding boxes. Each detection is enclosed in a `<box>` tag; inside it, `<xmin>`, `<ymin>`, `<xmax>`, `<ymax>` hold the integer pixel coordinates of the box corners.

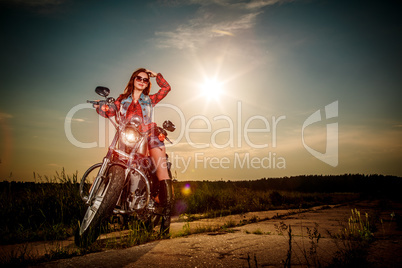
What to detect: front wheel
<box><xmin>75</xmin><ymin>165</ymin><xmax>125</xmax><ymax>247</ymax></box>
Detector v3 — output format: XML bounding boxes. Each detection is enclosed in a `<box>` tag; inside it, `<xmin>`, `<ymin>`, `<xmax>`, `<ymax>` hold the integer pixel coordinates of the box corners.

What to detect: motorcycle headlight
<box><xmin>122</xmin><ymin>126</ymin><xmax>140</xmax><ymax>145</ymax></box>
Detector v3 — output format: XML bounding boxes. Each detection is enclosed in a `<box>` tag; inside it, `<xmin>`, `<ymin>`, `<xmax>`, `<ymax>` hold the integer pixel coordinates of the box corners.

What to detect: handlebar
<box><xmin>144</xmin><ymin>125</ymin><xmax>173</xmax><ymax>144</ymax></box>
<box><xmin>87</xmin><ymin>97</ymin><xmax>115</xmax><ymax>106</ymax></box>
<box><xmin>87</xmin><ymin>100</ymin><xmax>100</xmax><ymax>106</ymax></box>
<box><xmin>87</xmin><ymin>98</ymin><xmax>174</xmax><ymax>143</ymax></box>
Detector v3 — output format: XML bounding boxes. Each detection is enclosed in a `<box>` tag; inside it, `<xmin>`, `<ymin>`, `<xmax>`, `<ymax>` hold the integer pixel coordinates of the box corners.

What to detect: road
<box><xmin>11</xmin><ymin>201</ymin><xmax>402</xmax><ymax>267</ymax></box>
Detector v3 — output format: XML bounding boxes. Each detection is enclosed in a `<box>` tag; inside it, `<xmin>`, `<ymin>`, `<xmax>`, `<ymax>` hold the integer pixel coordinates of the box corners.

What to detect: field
<box><xmin>0</xmin><ymin>171</ymin><xmax>401</xmax><ymax>266</ymax></box>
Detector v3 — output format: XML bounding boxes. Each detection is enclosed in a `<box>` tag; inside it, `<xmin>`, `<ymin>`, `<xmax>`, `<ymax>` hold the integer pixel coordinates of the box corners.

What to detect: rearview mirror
<box><xmin>163</xmin><ymin>120</ymin><xmax>176</xmax><ymax>132</ymax></box>
<box><xmin>95</xmin><ymin>86</ymin><xmax>110</xmax><ymax>97</ymax></box>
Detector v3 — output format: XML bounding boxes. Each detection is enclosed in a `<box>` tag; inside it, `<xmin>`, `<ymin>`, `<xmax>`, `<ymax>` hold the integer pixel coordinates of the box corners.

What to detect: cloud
<box><xmin>159</xmin><ymin>0</ymin><xmax>292</xmax><ymax>10</ymax></box>
<box><xmin>235</xmin><ymin>0</ymin><xmax>294</xmax><ymax>10</ymax></box>
<box><xmin>63</xmin><ymin>116</ymin><xmax>86</xmax><ymax>123</ymax></box>
<box><xmin>155</xmin><ymin>0</ymin><xmax>292</xmax><ymax>50</ymax></box>
<box><xmin>71</xmin><ymin>118</ymin><xmax>85</xmax><ymax>122</ymax></box>
<box><xmin>0</xmin><ymin>112</ymin><xmax>13</xmax><ymax>121</ymax></box>
<box><xmin>155</xmin><ymin>11</ymin><xmax>260</xmax><ymax>49</ymax></box>
<box><xmin>211</xmin><ymin>29</ymin><xmax>235</xmax><ymax>36</ymax></box>
<box><xmin>340</xmin><ymin>126</ymin><xmax>402</xmax><ymax>152</ymax></box>
<box><xmin>7</xmin><ymin>0</ymin><xmax>66</xmax><ymax>7</ymax></box>
<box><xmin>4</xmin><ymin>0</ymin><xmax>68</xmax><ymax>14</ymax></box>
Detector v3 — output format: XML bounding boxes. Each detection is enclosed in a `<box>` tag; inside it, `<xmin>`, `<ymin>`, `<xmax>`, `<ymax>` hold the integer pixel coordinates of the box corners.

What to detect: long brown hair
<box><xmin>120</xmin><ymin>68</ymin><xmax>152</xmax><ymax>100</ymax></box>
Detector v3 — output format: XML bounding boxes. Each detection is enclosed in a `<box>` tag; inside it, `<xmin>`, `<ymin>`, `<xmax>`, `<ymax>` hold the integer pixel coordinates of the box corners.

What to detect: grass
<box><xmin>324</xmin><ymin>208</ymin><xmax>376</xmax><ymax>267</ymax></box>
<box><xmin>1</xmin><ymin>171</ymin><xmax>376</xmax><ymax>246</ymax></box>
<box><xmin>0</xmin><ymin>172</ymin><xmax>359</xmax><ymax>247</ymax></box>
<box><xmin>173</xmin><ymin>219</ymin><xmax>237</xmax><ymax>238</ymax></box>
<box><xmin>0</xmin><ymin>169</ymin><xmax>85</xmax><ymax>245</ymax></box>
<box><xmin>1</xmin><ymin>171</ymin><xmax>398</xmax><ymax>266</ymax></box>
<box><xmin>100</xmin><ymin>218</ymin><xmax>161</xmax><ymax>249</ymax></box>
<box><xmin>344</xmin><ymin>208</ymin><xmax>374</xmax><ymax>241</ymax></box>
<box><xmin>174</xmin><ymin>183</ymin><xmax>340</xmax><ymax>216</ymax></box>
<box><xmin>273</xmin><ymin>209</ymin><xmax>376</xmax><ymax>268</ymax></box>
<box><xmin>244</xmin><ymin>228</ymin><xmax>270</xmax><ymax>235</ymax></box>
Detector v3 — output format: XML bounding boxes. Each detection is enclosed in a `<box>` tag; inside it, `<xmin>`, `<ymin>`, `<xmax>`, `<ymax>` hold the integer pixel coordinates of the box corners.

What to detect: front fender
<box><xmin>80</xmin><ymin>162</ymin><xmax>103</xmax><ymax>202</ymax></box>
<box><xmin>80</xmin><ymin>161</ymin><xmax>128</xmax><ymax>202</ymax></box>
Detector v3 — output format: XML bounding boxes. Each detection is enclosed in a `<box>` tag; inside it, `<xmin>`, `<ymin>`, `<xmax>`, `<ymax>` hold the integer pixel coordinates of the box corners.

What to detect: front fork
<box><xmin>85</xmin><ymin>157</ymin><xmax>111</xmax><ymax>206</ymax></box>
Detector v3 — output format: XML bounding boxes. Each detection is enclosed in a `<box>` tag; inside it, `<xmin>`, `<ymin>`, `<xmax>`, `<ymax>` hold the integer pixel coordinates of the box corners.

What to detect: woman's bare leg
<box><xmin>149</xmin><ymin>146</ymin><xmax>172</xmax><ymax>236</ymax></box>
<box><xmin>149</xmin><ymin>146</ymin><xmax>170</xmax><ymax>181</ymax></box>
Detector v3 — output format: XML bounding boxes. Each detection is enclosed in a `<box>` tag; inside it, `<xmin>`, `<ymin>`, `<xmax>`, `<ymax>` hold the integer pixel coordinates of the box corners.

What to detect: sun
<box><xmin>199</xmin><ymin>78</ymin><xmax>223</xmax><ymax>101</ymax></box>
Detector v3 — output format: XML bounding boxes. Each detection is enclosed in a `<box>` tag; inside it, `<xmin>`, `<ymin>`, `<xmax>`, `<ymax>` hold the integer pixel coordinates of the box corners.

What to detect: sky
<box><xmin>0</xmin><ymin>0</ymin><xmax>401</xmax><ymax>182</ymax></box>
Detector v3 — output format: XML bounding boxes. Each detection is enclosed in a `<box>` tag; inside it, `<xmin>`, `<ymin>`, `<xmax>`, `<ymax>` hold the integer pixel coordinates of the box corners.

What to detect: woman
<box><xmin>96</xmin><ymin>68</ymin><xmax>173</xmax><ymax>235</ymax></box>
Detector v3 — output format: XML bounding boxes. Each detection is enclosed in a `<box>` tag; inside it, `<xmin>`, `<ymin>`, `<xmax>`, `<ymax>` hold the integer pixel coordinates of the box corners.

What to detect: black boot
<box><xmin>158</xmin><ymin>179</ymin><xmax>173</xmax><ymax>237</ymax></box>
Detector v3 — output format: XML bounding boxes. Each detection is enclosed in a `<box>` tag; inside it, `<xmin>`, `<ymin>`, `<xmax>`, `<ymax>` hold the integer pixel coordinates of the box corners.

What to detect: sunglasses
<box><xmin>135</xmin><ymin>76</ymin><xmax>149</xmax><ymax>83</ymax></box>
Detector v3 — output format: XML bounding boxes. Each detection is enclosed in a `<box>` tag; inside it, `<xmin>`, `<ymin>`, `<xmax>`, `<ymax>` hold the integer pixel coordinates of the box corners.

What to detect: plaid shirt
<box><xmin>97</xmin><ymin>73</ymin><xmax>171</xmax><ymax>130</ymax></box>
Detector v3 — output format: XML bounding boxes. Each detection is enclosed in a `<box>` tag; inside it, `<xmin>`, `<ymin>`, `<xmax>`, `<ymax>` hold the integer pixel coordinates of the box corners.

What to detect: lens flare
<box><xmin>181</xmin><ymin>183</ymin><xmax>192</xmax><ymax>196</ymax></box>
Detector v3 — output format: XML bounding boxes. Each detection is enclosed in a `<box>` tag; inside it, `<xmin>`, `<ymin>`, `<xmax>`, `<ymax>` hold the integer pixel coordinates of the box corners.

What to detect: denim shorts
<box><xmin>148</xmin><ymin>133</ymin><xmax>165</xmax><ymax>149</ymax></box>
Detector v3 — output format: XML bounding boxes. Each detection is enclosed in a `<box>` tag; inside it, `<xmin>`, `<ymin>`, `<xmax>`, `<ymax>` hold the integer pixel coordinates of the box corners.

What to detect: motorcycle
<box><xmin>75</xmin><ymin>86</ymin><xmax>175</xmax><ymax>247</ymax></box>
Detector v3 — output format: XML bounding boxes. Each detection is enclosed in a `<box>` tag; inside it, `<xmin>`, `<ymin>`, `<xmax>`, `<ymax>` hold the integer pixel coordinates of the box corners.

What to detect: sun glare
<box><xmin>199</xmin><ymin>78</ymin><xmax>223</xmax><ymax>101</ymax></box>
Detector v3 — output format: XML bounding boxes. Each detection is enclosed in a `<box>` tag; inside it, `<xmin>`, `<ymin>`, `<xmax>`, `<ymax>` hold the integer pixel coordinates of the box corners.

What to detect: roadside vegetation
<box><xmin>0</xmin><ymin>171</ymin><xmax>400</xmax><ymax>266</ymax></box>
<box><xmin>270</xmin><ymin>207</ymin><xmax>378</xmax><ymax>268</ymax></box>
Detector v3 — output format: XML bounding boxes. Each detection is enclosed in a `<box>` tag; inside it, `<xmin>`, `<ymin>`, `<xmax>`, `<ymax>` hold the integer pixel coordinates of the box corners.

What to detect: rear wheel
<box><xmin>75</xmin><ymin>165</ymin><xmax>125</xmax><ymax>247</ymax></box>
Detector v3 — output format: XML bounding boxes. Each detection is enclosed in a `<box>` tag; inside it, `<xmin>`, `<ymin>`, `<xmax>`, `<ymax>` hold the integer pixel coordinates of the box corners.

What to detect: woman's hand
<box><xmin>93</xmin><ymin>100</ymin><xmax>100</xmax><ymax>109</ymax></box>
<box><xmin>146</xmin><ymin>70</ymin><xmax>157</xmax><ymax>78</ymax></box>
